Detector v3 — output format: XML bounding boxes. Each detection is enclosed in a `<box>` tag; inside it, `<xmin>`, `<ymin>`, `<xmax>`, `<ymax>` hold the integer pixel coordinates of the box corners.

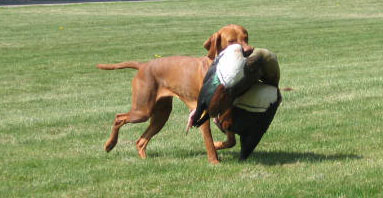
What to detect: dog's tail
<box><xmin>97</xmin><ymin>61</ymin><xmax>142</xmax><ymax>70</ymax></box>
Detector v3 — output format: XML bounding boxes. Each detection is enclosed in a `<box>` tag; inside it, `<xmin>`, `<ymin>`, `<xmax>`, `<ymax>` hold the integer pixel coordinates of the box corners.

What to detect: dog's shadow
<box><xmin>225</xmin><ymin>150</ymin><xmax>362</xmax><ymax>165</ymax></box>
<box><xmin>145</xmin><ymin>149</ymin><xmax>362</xmax><ymax>165</ymax></box>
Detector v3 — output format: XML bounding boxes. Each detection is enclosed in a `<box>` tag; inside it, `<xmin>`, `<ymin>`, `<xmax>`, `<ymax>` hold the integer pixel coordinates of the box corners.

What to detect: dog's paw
<box><xmin>214</xmin><ymin>141</ymin><xmax>224</xmax><ymax>150</ymax></box>
<box><xmin>209</xmin><ymin>159</ymin><xmax>220</xmax><ymax>165</ymax></box>
<box><xmin>104</xmin><ymin>139</ymin><xmax>117</xmax><ymax>152</ymax></box>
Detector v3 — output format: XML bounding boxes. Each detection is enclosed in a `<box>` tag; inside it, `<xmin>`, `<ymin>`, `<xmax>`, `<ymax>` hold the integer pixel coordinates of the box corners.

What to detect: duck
<box><xmin>187</xmin><ymin>47</ymin><xmax>282</xmax><ymax>160</ymax></box>
<box><xmin>214</xmin><ymin>48</ymin><xmax>282</xmax><ymax>160</ymax></box>
<box><xmin>186</xmin><ymin>44</ymin><xmax>247</xmax><ymax>130</ymax></box>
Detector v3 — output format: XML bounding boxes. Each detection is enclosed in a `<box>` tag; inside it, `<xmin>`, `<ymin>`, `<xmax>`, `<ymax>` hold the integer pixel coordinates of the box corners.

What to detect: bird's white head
<box><xmin>216</xmin><ymin>44</ymin><xmax>247</xmax><ymax>87</ymax></box>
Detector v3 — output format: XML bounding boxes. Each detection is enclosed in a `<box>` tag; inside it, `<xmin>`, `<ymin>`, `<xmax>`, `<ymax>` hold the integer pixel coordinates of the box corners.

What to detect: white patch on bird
<box><xmin>233</xmin><ymin>83</ymin><xmax>278</xmax><ymax>112</ymax></box>
<box><xmin>216</xmin><ymin>44</ymin><xmax>247</xmax><ymax>88</ymax></box>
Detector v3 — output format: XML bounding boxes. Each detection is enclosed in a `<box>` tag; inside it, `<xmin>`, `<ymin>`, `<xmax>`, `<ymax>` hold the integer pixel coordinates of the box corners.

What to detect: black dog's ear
<box><xmin>204</xmin><ymin>32</ymin><xmax>221</xmax><ymax>59</ymax></box>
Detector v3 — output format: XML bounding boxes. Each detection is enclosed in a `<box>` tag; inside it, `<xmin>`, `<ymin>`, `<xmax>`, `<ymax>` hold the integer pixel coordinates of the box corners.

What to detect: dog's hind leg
<box><xmin>104</xmin><ymin>111</ymin><xmax>150</xmax><ymax>152</ymax></box>
<box><xmin>136</xmin><ymin>97</ymin><xmax>173</xmax><ymax>159</ymax></box>
<box><xmin>104</xmin><ymin>75</ymin><xmax>157</xmax><ymax>152</ymax></box>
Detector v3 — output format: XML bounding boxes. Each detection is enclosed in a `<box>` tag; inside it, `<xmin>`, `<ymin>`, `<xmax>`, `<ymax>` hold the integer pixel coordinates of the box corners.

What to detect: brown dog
<box><xmin>97</xmin><ymin>24</ymin><xmax>253</xmax><ymax>164</ymax></box>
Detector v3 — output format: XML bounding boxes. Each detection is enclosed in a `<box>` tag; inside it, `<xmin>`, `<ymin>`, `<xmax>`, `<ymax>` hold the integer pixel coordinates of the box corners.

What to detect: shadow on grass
<box><xmin>132</xmin><ymin>148</ymin><xmax>362</xmax><ymax>165</ymax></box>
<box><xmin>232</xmin><ymin>150</ymin><xmax>363</xmax><ymax>165</ymax></box>
<box><xmin>146</xmin><ymin>149</ymin><xmax>207</xmax><ymax>158</ymax></box>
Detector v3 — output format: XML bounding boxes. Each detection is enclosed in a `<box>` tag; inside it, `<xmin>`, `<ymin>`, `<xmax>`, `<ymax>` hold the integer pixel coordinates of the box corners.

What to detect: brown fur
<box><xmin>97</xmin><ymin>24</ymin><xmax>253</xmax><ymax>164</ymax></box>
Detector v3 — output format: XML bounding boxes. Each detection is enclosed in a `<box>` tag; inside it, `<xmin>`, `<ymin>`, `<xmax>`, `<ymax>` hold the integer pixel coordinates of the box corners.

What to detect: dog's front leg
<box><xmin>213</xmin><ymin>132</ymin><xmax>236</xmax><ymax>150</ymax></box>
<box><xmin>212</xmin><ymin>109</ymin><xmax>237</xmax><ymax>150</ymax></box>
<box><xmin>199</xmin><ymin>120</ymin><xmax>219</xmax><ymax>164</ymax></box>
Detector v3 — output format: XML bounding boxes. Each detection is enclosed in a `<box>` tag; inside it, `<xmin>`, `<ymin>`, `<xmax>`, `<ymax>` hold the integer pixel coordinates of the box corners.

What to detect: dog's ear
<box><xmin>204</xmin><ymin>32</ymin><xmax>221</xmax><ymax>60</ymax></box>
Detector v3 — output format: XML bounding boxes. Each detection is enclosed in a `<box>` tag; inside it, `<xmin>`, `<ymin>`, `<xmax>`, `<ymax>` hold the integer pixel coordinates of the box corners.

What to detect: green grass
<box><xmin>1</xmin><ymin>0</ymin><xmax>383</xmax><ymax>197</ymax></box>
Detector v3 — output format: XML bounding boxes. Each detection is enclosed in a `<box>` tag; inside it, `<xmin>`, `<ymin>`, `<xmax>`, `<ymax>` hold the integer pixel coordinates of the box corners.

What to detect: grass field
<box><xmin>1</xmin><ymin>0</ymin><xmax>383</xmax><ymax>197</ymax></box>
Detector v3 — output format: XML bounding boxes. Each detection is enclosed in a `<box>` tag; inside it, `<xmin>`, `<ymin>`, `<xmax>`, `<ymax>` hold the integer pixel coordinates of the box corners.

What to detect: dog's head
<box><xmin>204</xmin><ymin>24</ymin><xmax>254</xmax><ymax>60</ymax></box>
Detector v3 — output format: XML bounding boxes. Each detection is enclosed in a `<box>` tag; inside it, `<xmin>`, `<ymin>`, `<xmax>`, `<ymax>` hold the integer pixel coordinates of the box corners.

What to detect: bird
<box><xmin>214</xmin><ymin>48</ymin><xmax>282</xmax><ymax>160</ymax></box>
<box><xmin>186</xmin><ymin>44</ymin><xmax>247</xmax><ymax>131</ymax></box>
<box><xmin>186</xmin><ymin>47</ymin><xmax>283</xmax><ymax>160</ymax></box>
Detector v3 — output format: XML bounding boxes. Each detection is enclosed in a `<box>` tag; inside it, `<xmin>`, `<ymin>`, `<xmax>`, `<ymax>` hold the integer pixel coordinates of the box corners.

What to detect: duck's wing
<box><xmin>192</xmin><ymin>73</ymin><xmax>221</xmax><ymax>127</ymax></box>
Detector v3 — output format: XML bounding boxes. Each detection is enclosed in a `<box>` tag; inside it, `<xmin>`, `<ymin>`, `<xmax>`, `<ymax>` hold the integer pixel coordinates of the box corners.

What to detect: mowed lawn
<box><xmin>1</xmin><ymin>0</ymin><xmax>382</xmax><ymax>197</ymax></box>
